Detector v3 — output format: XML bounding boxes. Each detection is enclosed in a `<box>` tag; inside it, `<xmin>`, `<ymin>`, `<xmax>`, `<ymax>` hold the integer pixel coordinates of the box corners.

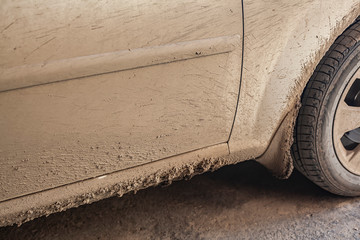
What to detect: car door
<box><xmin>0</xmin><ymin>0</ymin><xmax>243</xmax><ymax>201</ymax></box>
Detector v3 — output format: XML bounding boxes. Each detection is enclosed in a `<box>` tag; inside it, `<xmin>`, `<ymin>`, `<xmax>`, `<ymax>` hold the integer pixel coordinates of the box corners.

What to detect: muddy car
<box><xmin>1</xmin><ymin>0</ymin><xmax>360</xmax><ymax>226</ymax></box>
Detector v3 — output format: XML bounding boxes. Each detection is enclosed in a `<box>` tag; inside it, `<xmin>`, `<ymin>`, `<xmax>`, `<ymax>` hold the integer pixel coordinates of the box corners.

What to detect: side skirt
<box><xmin>0</xmin><ymin>143</ymin><xmax>237</xmax><ymax>227</ymax></box>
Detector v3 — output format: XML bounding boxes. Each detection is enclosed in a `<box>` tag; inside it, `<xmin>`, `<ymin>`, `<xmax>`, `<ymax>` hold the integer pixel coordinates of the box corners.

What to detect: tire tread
<box><xmin>292</xmin><ymin>18</ymin><xmax>360</xmax><ymax>195</ymax></box>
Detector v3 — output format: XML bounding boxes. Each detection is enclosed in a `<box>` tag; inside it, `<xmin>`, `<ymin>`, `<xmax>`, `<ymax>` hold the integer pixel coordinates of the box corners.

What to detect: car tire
<box><xmin>292</xmin><ymin>18</ymin><xmax>360</xmax><ymax>196</ymax></box>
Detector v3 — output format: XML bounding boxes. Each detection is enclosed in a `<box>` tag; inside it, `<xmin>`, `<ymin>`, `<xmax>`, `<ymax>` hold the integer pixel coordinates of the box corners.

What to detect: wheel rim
<box><xmin>333</xmin><ymin>67</ymin><xmax>360</xmax><ymax>175</ymax></box>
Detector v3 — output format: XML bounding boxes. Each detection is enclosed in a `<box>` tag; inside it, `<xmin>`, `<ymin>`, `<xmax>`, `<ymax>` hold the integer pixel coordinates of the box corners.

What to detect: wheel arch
<box><xmin>229</xmin><ymin>0</ymin><xmax>360</xmax><ymax>178</ymax></box>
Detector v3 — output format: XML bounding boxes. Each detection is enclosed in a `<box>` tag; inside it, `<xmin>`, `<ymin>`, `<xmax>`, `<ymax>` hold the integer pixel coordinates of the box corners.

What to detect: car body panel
<box><xmin>0</xmin><ymin>1</ymin><xmax>242</xmax><ymax>201</ymax></box>
<box><xmin>1</xmin><ymin>0</ymin><xmax>360</xmax><ymax>227</ymax></box>
<box><xmin>229</xmin><ymin>0</ymin><xmax>360</xmax><ymax>176</ymax></box>
<box><xmin>0</xmin><ymin>143</ymin><xmax>230</xmax><ymax>226</ymax></box>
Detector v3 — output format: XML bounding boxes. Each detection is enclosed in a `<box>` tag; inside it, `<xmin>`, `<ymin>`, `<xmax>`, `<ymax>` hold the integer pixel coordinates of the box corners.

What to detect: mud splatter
<box><xmin>0</xmin><ymin>153</ymin><xmax>242</xmax><ymax>227</ymax></box>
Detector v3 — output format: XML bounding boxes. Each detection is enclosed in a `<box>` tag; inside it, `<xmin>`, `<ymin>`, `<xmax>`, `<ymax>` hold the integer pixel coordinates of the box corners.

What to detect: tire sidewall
<box><xmin>318</xmin><ymin>44</ymin><xmax>360</xmax><ymax>195</ymax></box>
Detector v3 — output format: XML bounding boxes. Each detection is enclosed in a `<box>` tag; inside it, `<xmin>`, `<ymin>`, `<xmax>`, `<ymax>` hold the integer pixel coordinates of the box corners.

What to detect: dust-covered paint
<box><xmin>0</xmin><ymin>0</ymin><xmax>243</xmax><ymax>224</ymax></box>
<box><xmin>229</xmin><ymin>0</ymin><xmax>360</xmax><ymax>174</ymax></box>
<box><xmin>0</xmin><ymin>144</ymin><xmax>237</xmax><ymax>226</ymax></box>
<box><xmin>0</xmin><ymin>35</ymin><xmax>240</xmax><ymax>92</ymax></box>
<box><xmin>0</xmin><ymin>40</ymin><xmax>241</xmax><ymax>201</ymax></box>
<box><xmin>1</xmin><ymin>0</ymin><xmax>360</xmax><ymax>227</ymax></box>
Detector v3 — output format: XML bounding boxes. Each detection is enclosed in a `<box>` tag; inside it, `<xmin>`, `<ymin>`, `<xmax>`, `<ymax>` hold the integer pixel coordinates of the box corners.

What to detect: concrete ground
<box><xmin>1</xmin><ymin>160</ymin><xmax>360</xmax><ymax>240</ymax></box>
